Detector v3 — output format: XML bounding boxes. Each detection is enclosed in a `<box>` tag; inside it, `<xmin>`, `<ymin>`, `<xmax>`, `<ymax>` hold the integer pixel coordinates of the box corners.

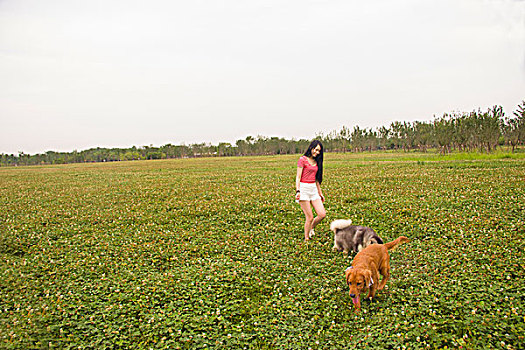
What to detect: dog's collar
<box><xmin>346</xmin><ymin>266</ymin><xmax>373</xmax><ymax>287</ymax></box>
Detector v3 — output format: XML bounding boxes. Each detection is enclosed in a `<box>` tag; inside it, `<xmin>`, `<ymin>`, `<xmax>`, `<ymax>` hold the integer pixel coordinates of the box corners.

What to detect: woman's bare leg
<box><xmin>310</xmin><ymin>199</ymin><xmax>326</xmax><ymax>230</ymax></box>
<box><xmin>299</xmin><ymin>201</ymin><xmax>314</xmax><ymax>241</ymax></box>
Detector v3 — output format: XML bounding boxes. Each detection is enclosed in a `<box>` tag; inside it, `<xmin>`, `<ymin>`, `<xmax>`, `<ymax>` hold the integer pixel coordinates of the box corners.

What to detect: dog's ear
<box><xmin>345</xmin><ymin>266</ymin><xmax>354</xmax><ymax>284</ymax></box>
<box><xmin>345</xmin><ymin>267</ymin><xmax>352</xmax><ymax>281</ymax></box>
<box><xmin>363</xmin><ymin>269</ymin><xmax>372</xmax><ymax>287</ymax></box>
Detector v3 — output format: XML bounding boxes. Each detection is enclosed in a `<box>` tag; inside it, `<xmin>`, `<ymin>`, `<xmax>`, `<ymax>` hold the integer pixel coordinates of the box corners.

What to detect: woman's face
<box><xmin>311</xmin><ymin>145</ymin><xmax>321</xmax><ymax>158</ymax></box>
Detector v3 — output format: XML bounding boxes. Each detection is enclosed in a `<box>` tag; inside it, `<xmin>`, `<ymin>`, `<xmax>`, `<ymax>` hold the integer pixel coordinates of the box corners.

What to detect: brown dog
<box><xmin>345</xmin><ymin>236</ymin><xmax>410</xmax><ymax>311</ymax></box>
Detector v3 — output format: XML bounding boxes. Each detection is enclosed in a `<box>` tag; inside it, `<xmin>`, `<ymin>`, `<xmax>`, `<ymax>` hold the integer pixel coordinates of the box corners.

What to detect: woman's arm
<box><xmin>295</xmin><ymin>167</ymin><xmax>303</xmax><ymax>200</ymax></box>
<box><xmin>316</xmin><ymin>181</ymin><xmax>325</xmax><ymax>202</ymax></box>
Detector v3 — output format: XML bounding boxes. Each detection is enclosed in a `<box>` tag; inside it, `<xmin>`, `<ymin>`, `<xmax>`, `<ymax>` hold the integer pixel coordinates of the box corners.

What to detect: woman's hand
<box><xmin>320</xmin><ymin>193</ymin><xmax>325</xmax><ymax>202</ymax></box>
<box><xmin>295</xmin><ymin>191</ymin><xmax>301</xmax><ymax>201</ymax></box>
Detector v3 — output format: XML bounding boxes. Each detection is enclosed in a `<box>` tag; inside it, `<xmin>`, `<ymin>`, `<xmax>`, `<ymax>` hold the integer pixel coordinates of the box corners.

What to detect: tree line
<box><xmin>2</xmin><ymin>100</ymin><xmax>524</xmax><ymax>167</ymax></box>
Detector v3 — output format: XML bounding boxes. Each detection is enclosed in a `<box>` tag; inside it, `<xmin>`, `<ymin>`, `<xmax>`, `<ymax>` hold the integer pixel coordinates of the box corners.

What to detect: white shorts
<box><xmin>297</xmin><ymin>182</ymin><xmax>321</xmax><ymax>202</ymax></box>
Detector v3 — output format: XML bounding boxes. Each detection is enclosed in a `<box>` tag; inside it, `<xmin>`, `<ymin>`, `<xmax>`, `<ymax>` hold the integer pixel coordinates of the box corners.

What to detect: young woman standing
<box><xmin>295</xmin><ymin>140</ymin><xmax>326</xmax><ymax>242</ymax></box>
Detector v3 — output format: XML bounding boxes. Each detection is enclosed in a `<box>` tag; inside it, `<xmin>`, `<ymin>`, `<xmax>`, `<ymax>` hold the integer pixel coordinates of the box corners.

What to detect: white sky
<box><xmin>1</xmin><ymin>0</ymin><xmax>524</xmax><ymax>154</ymax></box>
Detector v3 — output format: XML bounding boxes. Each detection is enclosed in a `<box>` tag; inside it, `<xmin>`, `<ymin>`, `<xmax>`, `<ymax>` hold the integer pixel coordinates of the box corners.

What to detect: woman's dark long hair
<box><xmin>304</xmin><ymin>140</ymin><xmax>324</xmax><ymax>184</ymax></box>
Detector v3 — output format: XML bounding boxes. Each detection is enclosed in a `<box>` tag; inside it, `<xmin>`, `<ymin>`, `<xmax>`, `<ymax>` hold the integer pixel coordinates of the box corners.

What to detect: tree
<box><xmin>413</xmin><ymin>121</ymin><xmax>433</xmax><ymax>152</ymax></box>
<box><xmin>338</xmin><ymin>126</ymin><xmax>350</xmax><ymax>152</ymax></box>
<box><xmin>453</xmin><ymin>113</ymin><xmax>475</xmax><ymax>152</ymax></box>
<box><xmin>478</xmin><ymin>106</ymin><xmax>503</xmax><ymax>153</ymax></box>
<box><xmin>504</xmin><ymin>100</ymin><xmax>525</xmax><ymax>152</ymax></box>
<box><xmin>400</xmin><ymin>122</ymin><xmax>415</xmax><ymax>152</ymax></box>
<box><xmin>513</xmin><ymin>100</ymin><xmax>525</xmax><ymax>146</ymax></box>
<box><xmin>217</xmin><ymin>142</ymin><xmax>233</xmax><ymax>157</ymax></box>
<box><xmin>377</xmin><ymin>126</ymin><xmax>390</xmax><ymax>150</ymax></box>
<box><xmin>389</xmin><ymin>122</ymin><xmax>404</xmax><ymax>150</ymax></box>
<box><xmin>235</xmin><ymin>139</ymin><xmax>248</xmax><ymax>156</ymax></box>
<box><xmin>433</xmin><ymin>116</ymin><xmax>454</xmax><ymax>154</ymax></box>
<box><xmin>350</xmin><ymin>126</ymin><xmax>365</xmax><ymax>152</ymax></box>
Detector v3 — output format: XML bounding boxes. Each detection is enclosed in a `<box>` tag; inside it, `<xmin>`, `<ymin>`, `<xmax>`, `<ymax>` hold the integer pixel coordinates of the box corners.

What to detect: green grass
<box><xmin>1</xmin><ymin>153</ymin><xmax>524</xmax><ymax>349</ymax></box>
<box><xmin>325</xmin><ymin>148</ymin><xmax>525</xmax><ymax>163</ymax></box>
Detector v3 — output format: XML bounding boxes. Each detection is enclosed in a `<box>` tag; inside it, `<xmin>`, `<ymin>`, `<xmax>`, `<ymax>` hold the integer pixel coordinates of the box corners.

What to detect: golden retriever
<box><xmin>345</xmin><ymin>236</ymin><xmax>410</xmax><ymax>311</ymax></box>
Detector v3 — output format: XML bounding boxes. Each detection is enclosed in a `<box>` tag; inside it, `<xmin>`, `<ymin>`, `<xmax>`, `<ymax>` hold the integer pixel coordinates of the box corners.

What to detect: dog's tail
<box><xmin>384</xmin><ymin>236</ymin><xmax>410</xmax><ymax>251</ymax></box>
<box><xmin>330</xmin><ymin>219</ymin><xmax>353</xmax><ymax>232</ymax></box>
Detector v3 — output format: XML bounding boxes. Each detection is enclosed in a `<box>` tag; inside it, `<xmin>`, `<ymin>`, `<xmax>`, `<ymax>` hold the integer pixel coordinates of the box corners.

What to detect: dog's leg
<box><xmin>377</xmin><ymin>259</ymin><xmax>391</xmax><ymax>291</ymax></box>
<box><xmin>332</xmin><ymin>236</ymin><xmax>340</xmax><ymax>252</ymax></box>
<box><xmin>367</xmin><ymin>267</ymin><xmax>382</xmax><ymax>301</ymax></box>
<box><xmin>367</xmin><ymin>286</ymin><xmax>377</xmax><ymax>301</ymax></box>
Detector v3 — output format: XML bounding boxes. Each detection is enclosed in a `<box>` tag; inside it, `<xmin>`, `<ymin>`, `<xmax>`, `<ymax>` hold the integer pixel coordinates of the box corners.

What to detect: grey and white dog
<box><xmin>330</xmin><ymin>219</ymin><xmax>384</xmax><ymax>254</ymax></box>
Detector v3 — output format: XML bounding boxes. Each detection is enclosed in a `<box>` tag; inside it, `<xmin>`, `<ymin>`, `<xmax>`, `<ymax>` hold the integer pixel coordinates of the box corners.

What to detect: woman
<box><xmin>295</xmin><ymin>140</ymin><xmax>326</xmax><ymax>242</ymax></box>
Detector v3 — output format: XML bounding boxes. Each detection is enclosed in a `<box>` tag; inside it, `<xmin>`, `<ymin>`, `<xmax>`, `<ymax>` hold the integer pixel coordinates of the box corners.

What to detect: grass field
<box><xmin>1</xmin><ymin>153</ymin><xmax>524</xmax><ymax>349</ymax></box>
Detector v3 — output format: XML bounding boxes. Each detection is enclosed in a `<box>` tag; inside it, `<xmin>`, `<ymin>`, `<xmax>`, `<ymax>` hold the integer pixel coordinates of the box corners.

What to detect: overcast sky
<box><xmin>1</xmin><ymin>0</ymin><xmax>524</xmax><ymax>154</ymax></box>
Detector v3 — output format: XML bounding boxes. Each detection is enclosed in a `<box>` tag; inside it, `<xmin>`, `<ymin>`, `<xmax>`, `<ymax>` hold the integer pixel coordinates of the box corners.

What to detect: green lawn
<box><xmin>1</xmin><ymin>153</ymin><xmax>524</xmax><ymax>349</ymax></box>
